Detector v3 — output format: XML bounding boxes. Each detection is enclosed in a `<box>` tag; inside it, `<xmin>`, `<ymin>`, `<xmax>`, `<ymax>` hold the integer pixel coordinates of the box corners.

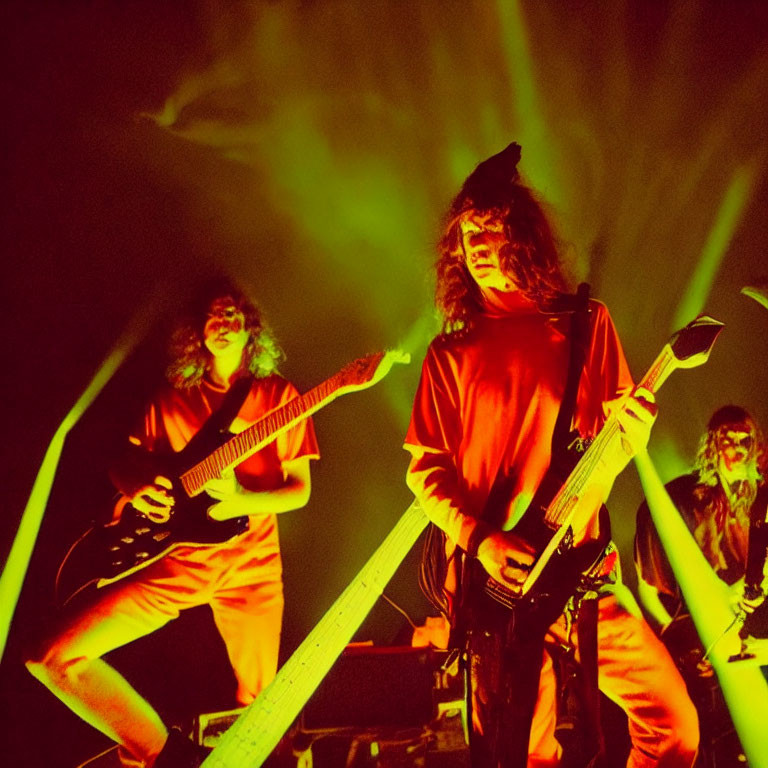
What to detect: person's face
<box><xmin>203</xmin><ymin>297</ymin><xmax>249</xmax><ymax>359</ymax></box>
<box><xmin>716</xmin><ymin>428</ymin><xmax>756</xmax><ymax>481</ymax></box>
<box><xmin>459</xmin><ymin>212</ymin><xmax>517</xmax><ymax>293</ymax></box>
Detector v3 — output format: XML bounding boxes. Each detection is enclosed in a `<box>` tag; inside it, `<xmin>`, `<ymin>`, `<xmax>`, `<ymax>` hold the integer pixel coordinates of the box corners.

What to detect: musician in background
<box><xmin>26</xmin><ymin>280</ymin><xmax>319</xmax><ymax>767</ymax></box>
<box><xmin>635</xmin><ymin>405</ymin><xmax>768</xmax><ymax>766</ymax></box>
<box><xmin>404</xmin><ymin>142</ymin><xmax>698</xmax><ymax>767</ymax></box>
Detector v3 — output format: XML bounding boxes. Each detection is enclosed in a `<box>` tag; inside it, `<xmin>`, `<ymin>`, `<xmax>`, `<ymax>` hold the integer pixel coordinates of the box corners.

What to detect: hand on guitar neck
<box><xmin>594</xmin><ymin>386</ymin><xmax>658</xmax><ymax>494</ymax></box>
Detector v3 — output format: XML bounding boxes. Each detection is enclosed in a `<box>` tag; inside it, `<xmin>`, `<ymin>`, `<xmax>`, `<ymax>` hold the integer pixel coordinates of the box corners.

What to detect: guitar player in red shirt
<box><xmin>26</xmin><ymin>280</ymin><xmax>319</xmax><ymax>767</ymax></box>
<box><xmin>405</xmin><ymin>144</ymin><xmax>698</xmax><ymax>767</ymax></box>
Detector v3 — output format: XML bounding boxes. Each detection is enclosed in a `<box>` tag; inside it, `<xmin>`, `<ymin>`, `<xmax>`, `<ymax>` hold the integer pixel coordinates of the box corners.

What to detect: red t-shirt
<box><xmin>405</xmin><ymin>295</ymin><xmax>632</xmax><ymax>551</ymax></box>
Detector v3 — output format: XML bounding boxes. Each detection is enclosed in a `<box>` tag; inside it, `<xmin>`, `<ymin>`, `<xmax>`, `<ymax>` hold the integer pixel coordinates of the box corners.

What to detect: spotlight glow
<box><xmin>203</xmin><ymin>502</ymin><xmax>428</xmax><ymax>768</ymax></box>
<box><xmin>635</xmin><ymin>452</ymin><xmax>768</xmax><ymax>766</ymax></box>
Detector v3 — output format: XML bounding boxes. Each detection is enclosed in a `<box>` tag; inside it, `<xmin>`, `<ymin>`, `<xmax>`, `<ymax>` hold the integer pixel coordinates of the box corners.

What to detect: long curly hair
<box><xmin>691</xmin><ymin>405</ymin><xmax>766</xmax><ymax>573</ymax></box>
<box><xmin>694</xmin><ymin>406</ymin><xmax>765</xmax><ymax>485</ymax></box>
<box><xmin>166</xmin><ymin>280</ymin><xmax>283</xmax><ymax>389</ymax></box>
<box><xmin>435</xmin><ymin>144</ymin><xmax>568</xmax><ymax>332</ymax></box>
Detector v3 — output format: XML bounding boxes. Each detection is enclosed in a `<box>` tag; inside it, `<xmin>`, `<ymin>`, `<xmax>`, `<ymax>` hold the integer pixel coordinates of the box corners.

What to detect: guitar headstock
<box><xmin>668</xmin><ymin>314</ymin><xmax>724</xmax><ymax>368</ymax></box>
<box><xmin>333</xmin><ymin>349</ymin><xmax>411</xmax><ymax>392</ymax></box>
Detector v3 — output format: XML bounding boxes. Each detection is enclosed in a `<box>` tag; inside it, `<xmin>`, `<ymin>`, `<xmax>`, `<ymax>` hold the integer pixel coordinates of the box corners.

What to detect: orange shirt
<box><xmin>405</xmin><ymin>295</ymin><xmax>632</xmax><ymax>551</ymax></box>
<box><xmin>133</xmin><ymin>374</ymin><xmax>319</xmax><ymax>571</ymax></box>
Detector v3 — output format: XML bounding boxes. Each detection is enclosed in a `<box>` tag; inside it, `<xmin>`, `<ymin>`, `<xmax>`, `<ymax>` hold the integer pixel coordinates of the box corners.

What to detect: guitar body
<box><xmin>57</xmin><ymin>454</ymin><xmax>248</xmax><ymax>604</ymax></box>
<box><xmin>480</xmin><ymin>502</ymin><xmax>610</xmax><ymax>630</ymax></box>
<box><xmin>474</xmin><ymin>441</ymin><xmax>610</xmax><ymax>627</ymax></box>
<box><xmin>55</xmin><ymin>349</ymin><xmax>409</xmax><ymax>606</ymax></box>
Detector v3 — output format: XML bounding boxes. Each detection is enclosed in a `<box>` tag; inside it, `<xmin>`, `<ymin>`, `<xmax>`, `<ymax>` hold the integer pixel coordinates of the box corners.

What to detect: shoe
<box><xmin>153</xmin><ymin>728</ymin><xmax>210</xmax><ymax>768</ymax></box>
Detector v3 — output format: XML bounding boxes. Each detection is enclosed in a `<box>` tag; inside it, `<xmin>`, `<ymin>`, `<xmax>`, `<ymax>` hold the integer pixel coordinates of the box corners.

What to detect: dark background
<box><xmin>2</xmin><ymin>1</ymin><xmax>767</xmax><ymax>765</ymax></box>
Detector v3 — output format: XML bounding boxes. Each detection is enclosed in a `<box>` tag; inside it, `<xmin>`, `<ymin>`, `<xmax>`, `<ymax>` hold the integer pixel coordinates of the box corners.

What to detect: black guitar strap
<box><xmin>473</xmin><ymin>283</ymin><xmax>592</xmax><ymax>534</ymax></box>
<box><xmin>741</xmin><ymin>483</ymin><xmax>768</xmax><ymax>640</ymax></box>
<box><xmin>745</xmin><ymin>483</ymin><xmax>768</xmax><ymax>593</ymax></box>
<box><xmin>546</xmin><ymin>283</ymin><xmax>607</xmax><ymax>766</ymax></box>
<box><xmin>109</xmin><ymin>376</ymin><xmax>254</xmax><ymax>498</ymax></box>
<box><xmin>181</xmin><ymin>375</ymin><xmax>254</xmax><ymax>465</ymax></box>
<box><xmin>551</xmin><ymin>281</ymin><xmax>592</xmax><ymax>458</ymax></box>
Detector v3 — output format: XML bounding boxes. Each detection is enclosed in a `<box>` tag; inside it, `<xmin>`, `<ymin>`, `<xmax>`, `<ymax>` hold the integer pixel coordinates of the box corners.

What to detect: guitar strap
<box><xmin>180</xmin><ymin>375</ymin><xmax>254</xmax><ymax>465</ymax></box>
<box><xmin>547</xmin><ymin>282</ymin><xmax>607</xmax><ymax>766</ymax></box>
<box><xmin>471</xmin><ymin>282</ymin><xmax>592</xmax><ymax>535</ymax></box>
<box><xmin>551</xmin><ymin>281</ymin><xmax>592</xmax><ymax>459</ymax></box>
<box><xmin>745</xmin><ymin>483</ymin><xmax>768</xmax><ymax>593</ymax></box>
<box><xmin>740</xmin><ymin>482</ymin><xmax>768</xmax><ymax>640</ymax></box>
<box><xmin>109</xmin><ymin>376</ymin><xmax>254</xmax><ymax>498</ymax></box>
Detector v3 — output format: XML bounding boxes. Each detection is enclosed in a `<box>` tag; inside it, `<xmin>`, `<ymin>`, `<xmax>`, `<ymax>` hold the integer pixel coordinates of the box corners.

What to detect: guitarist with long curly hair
<box><xmin>404</xmin><ymin>143</ymin><xmax>698</xmax><ymax>767</ymax></box>
<box><xmin>25</xmin><ymin>279</ymin><xmax>319</xmax><ymax>767</ymax></box>
<box><xmin>635</xmin><ymin>405</ymin><xmax>768</xmax><ymax>766</ymax></box>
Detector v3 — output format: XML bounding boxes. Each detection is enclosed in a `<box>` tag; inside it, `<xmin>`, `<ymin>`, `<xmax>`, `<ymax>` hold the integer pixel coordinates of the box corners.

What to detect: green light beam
<box><xmin>648</xmin><ymin>432</ymin><xmax>690</xmax><ymax>483</ymax></box>
<box><xmin>0</xmin><ymin>293</ymin><xmax>164</xmax><ymax>663</ymax></box>
<box><xmin>495</xmin><ymin>0</ymin><xmax>562</xmax><ymax>205</ymax></box>
<box><xmin>203</xmin><ymin>502</ymin><xmax>428</xmax><ymax>768</ymax></box>
<box><xmin>382</xmin><ymin>311</ymin><xmax>437</xmax><ymax>430</ymax></box>
<box><xmin>672</xmin><ymin>164</ymin><xmax>757</xmax><ymax>331</ymax></box>
<box><xmin>635</xmin><ymin>452</ymin><xmax>768</xmax><ymax>765</ymax></box>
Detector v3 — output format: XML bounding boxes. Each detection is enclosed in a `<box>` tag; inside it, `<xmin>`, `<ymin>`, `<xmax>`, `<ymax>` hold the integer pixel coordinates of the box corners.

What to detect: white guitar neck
<box><xmin>202</xmin><ymin>502</ymin><xmax>428</xmax><ymax>767</ymax></box>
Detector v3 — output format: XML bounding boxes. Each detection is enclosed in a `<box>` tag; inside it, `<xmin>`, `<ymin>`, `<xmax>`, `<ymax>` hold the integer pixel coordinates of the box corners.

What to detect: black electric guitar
<box><xmin>56</xmin><ymin>350</ymin><xmax>409</xmax><ymax>605</ymax></box>
<box><xmin>481</xmin><ymin>314</ymin><xmax>725</xmax><ymax>620</ymax></box>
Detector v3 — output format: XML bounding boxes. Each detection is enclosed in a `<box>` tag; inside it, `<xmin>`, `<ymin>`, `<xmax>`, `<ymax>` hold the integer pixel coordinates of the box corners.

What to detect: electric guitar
<box><xmin>56</xmin><ymin>350</ymin><xmax>409</xmax><ymax>605</ymax></box>
<box><xmin>481</xmin><ymin>314</ymin><xmax>724</xmax><ymax>619</ymax></box>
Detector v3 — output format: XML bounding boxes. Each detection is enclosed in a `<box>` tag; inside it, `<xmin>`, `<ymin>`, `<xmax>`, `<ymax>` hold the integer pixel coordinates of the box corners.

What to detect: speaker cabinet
<box><xmin>300</xmin><ymin>645</ymin><xmax>437</xmax><ymax>731</ymax></box>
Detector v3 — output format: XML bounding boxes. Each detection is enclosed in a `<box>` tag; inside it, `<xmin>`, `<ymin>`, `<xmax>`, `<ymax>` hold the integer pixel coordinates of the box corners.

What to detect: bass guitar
<box><xmin>56</xmin><ymin>350</ymin><xmax>409</xmax><ymax>604</ymax></box>
<box><xmin>482</xmin><ymin>314</ymin><xmax>724</xmax><ymax>620</ymax></box>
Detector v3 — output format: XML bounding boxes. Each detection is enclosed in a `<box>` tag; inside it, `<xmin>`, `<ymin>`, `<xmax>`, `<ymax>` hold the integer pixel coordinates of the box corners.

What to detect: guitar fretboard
<box><xmin>178</xmin><ymin>378</ymin><xmax>338</xmax><ymax>497</ymax></box>
<box><xmin>543</xmin><ymin>344</ymin><xmax>676</xmax><ymax>528</ymax></box>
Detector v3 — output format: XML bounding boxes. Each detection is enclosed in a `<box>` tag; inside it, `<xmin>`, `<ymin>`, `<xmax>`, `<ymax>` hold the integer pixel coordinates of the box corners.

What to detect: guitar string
<box><xmin>543</xmin><ymin>348</ymin><xmax>671</xmax><ymax>529</ymax></box>
<box><xmin>182</xmin><ymin>377</ymin><xmax>340</xmax><ymax>494</ymax></box>
<box><xmin>544</xmin><ymin>416</ymin><xmax>621</xmax><ymax>527</ymax></box>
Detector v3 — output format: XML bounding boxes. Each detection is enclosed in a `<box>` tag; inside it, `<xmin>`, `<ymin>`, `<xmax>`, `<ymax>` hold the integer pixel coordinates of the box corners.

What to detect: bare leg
<box><xmin>25</xmin><ymin>576</ymin><xmax>183</xmax><ymax>765</ymax></box>
<box><xmin>27</xmin><ymin>654</ymin><xmax>168</xmax><ymax>763</ymax></box>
